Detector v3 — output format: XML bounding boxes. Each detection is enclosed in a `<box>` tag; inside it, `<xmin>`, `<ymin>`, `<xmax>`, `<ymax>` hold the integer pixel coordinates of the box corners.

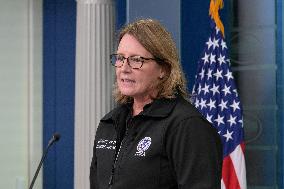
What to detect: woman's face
<box><xmin>116</xmin><ymin>34</ymin><xmax>164</xmax><ymax>101</ymax></box>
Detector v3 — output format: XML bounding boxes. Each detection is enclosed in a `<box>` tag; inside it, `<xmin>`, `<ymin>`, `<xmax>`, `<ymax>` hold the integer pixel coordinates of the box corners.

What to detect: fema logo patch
<box><xmin>135</xmin><ymin>137</ymin><xmax>151</xmax><ymax>156</ymax></box>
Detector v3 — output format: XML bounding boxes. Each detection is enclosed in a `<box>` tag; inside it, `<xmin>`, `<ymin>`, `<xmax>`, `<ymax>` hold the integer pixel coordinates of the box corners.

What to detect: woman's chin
<box><xmin>120</xmin><ymin>89</ymin><xmax>136</xmax><ymax>97</ymax></box>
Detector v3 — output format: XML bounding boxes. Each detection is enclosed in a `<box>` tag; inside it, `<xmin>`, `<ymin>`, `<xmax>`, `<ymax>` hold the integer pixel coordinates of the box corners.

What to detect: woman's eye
<box><xmin>117</xmin><ymin>55</ymin><xmax>124</xmax><ymax>61</ymax></box>
<box><xmin>131</xmin><ymin>57</ymin><xmax>142</xmax><ymax>62</ymax></box>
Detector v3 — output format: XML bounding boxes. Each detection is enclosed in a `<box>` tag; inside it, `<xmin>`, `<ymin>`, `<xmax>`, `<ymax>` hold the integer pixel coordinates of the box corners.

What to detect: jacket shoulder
<box><xmin>100</xmin><ymin>104</ymin><xmax>128</xmax><ymax>122</ymax></box>
<box><xmin>173</xmin><ymin>97</ymin><xmax>203</xmax><ymax>118</ymax></box>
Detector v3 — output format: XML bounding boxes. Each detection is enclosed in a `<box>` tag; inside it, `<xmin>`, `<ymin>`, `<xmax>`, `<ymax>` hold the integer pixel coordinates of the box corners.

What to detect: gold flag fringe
<box><xmin>209</xmin><ymin>0</ymin><xmax>225</xmax><ymax>37</ymax></box>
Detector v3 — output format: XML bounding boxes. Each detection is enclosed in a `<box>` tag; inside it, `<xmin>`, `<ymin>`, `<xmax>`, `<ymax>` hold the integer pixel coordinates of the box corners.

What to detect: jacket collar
<box><xmin>101</xmin><ymin>97</ymin><xmax>178</xmax><ymax>122</ymax></box>
<box><xmin>141</xmin><ymin>97</ymin><xmax>177</xmax><ymax>117</ymax></box>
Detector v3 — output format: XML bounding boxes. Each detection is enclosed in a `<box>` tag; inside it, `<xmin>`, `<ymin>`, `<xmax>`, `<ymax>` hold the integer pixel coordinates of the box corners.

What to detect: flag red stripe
<box><xmin>222</xmin><ymin>155</ymin><xmax>241</xmax><ymax>189</ymax></box>
<box><xmin>230</xmin><ymin>145</ymin><xmax>247</xmax><ymax>189</ymax></box>
<box><xmin>240</xmin><ymin>142</ymin><xmax>245</xmax><ymax>152</ymax></box>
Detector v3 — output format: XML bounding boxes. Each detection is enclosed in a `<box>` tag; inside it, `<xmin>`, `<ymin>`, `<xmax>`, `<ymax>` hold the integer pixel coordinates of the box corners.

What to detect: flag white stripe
<box><xmin>221</xmin><ymin>179</ymin><xmax>226</xmax><ymax>189</ymax></box>
<box><xmin>230</xmin><ymin>145</ymin><xmax>247</xmax><ymax>189</ymax></box>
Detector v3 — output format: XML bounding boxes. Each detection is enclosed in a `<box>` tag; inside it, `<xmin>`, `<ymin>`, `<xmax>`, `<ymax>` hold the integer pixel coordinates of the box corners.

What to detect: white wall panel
<box><xmin>0</xmin><ymin>0</ymin><xmax>42</xmax><ymax>188</ymax></box>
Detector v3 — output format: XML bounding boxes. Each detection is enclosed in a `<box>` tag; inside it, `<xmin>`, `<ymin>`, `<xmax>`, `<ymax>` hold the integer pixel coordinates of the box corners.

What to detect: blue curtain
<box><xmin>43</xmin><ymin>1</ymin><xmax>76</xmax><ymax>188</ymax></box>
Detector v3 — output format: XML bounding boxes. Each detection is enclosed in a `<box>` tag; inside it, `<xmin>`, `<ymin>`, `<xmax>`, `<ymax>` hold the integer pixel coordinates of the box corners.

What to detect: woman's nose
<box><xmin>120</xmin><ymin>59</ymin><xmax>132</xmax><ymax>72</ymax></box>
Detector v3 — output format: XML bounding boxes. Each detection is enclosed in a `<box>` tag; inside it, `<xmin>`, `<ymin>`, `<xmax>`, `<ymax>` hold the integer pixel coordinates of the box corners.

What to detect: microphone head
<box><xmin>53</xmin><ymin>133</ymin><xmax>61</xmax><ymax>142</ymax></box>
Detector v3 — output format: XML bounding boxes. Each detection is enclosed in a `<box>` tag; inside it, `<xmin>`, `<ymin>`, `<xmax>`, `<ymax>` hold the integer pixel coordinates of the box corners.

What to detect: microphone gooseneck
<box><xmin>28</xmin><ymin>133</ymin><xmax>61</xmax><ymax>189</ymax></box>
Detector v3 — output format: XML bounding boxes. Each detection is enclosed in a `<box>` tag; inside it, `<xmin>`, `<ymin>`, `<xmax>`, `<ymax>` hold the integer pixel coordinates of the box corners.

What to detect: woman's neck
<box><xmin>132</xmin><ymin>96</ymin><xmax>153</xmax><ymax>116</ymax></box>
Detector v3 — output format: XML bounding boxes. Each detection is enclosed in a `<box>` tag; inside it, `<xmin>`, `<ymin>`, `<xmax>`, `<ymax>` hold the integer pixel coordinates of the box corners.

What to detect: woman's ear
<box><xmin>159</xmin><ymin>63</ymin><xmax>170</xmax><ymax>79</ymax></box>
<box><xmin>159</xmin><ymin>71</ymin><xmax>165</xmax><ymax>79</ymax></box>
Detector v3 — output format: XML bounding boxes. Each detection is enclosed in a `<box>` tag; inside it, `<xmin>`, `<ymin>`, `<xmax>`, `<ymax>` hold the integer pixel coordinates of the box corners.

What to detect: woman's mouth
<box><xmin>122</xmin><ymin>78</ymin><xmax>135</xmax><ymax>83</ymax></box>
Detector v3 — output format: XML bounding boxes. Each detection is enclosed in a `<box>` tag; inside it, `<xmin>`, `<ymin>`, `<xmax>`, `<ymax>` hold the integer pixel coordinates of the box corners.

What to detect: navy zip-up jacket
<box><xmin>90</xmin><ymin>96</ymin><xmax>222</xmax><ymax>189</ymax></box>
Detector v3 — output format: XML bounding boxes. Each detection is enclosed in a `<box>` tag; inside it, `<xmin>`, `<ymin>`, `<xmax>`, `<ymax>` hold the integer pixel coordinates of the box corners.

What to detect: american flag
<box><xmin>191</xmin><ymin>19</ymin><xmax>247</xmax><ymax>189</ymax></box>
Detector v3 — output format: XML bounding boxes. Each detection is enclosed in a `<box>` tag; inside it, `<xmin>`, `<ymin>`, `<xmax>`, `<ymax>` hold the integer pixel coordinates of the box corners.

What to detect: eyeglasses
<box><xmin>110</xmin><ymin>54</ymin><xmax>158</xmax><ymax>69</ymax></box>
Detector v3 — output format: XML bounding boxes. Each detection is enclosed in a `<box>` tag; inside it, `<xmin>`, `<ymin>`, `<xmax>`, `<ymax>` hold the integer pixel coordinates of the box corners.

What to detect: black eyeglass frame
<box><xmin>110</xmin><ymin>53</ymin><xmax>159</xmax><ymax>69</ymax></box>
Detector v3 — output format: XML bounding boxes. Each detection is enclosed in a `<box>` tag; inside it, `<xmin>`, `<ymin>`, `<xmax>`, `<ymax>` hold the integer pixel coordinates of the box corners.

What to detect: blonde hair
<box><xmin>114</xmin><ymin>19</ymin><xmax>188</xmax><ymax>103</ymax></box>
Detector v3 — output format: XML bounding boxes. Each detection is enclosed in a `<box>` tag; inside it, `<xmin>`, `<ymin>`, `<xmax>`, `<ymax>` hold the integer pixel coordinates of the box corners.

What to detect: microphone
<box><xmin>48</xmin><ymin>133</ymin><xmax>61</xmax><ymax>146</ymax></box>
<box><xmin>28</xmin><ymin>133</ymin><xmax>61</xmax><ymax>189</ymax></box>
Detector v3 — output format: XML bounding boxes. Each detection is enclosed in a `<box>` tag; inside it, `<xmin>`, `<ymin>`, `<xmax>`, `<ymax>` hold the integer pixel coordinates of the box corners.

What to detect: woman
<box><xmin>90</xmin><ymin>19</ymin><xmax>222</xmax><ymax>189</ymax></box>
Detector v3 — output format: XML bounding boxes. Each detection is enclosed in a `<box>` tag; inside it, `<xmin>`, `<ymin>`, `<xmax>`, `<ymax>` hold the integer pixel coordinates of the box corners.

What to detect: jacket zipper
<box><xmin>108</xmin><ymin>128</ymin><xmax>129</xmax><ymax>187</ymax></box>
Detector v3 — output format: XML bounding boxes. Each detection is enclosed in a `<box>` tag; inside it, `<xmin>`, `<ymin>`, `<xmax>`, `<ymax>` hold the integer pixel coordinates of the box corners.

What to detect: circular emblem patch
<box><xmin>135</xmin><ymin>137</ymin><xmax>152</xmax><ymax>156</ymax></box>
